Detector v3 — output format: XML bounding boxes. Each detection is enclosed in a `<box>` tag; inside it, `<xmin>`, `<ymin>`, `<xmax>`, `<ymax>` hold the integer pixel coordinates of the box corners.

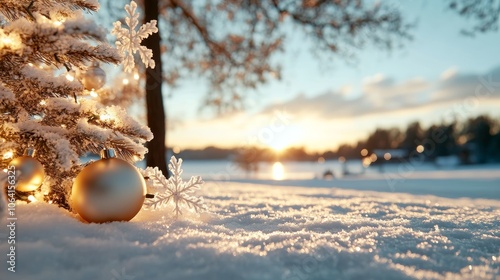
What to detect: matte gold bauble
<box><xmin>71</xmin><ymin>148</ymin><xmax>146</xmax><ymax>223</ymax></box>
<box><xmin>9</xmin><ymin>148</ymin><xmax>45</xmax><ymax>192</ymax></box>
<box><xmin>81</xmin><ymin>63</ymin><xmax>106</xmax><ymax>90</ymax></box>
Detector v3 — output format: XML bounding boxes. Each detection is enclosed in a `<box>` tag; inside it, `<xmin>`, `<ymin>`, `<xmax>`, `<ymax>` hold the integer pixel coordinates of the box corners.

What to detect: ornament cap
<box><xmin>100</xmin><ymin>148</ymin><xmax>116</xmax><ymax>159</ymax></box>
<box><xmin>23</xmin><ymin>147</ymin><xmax>36</xmax><ymax>157</ymax></box>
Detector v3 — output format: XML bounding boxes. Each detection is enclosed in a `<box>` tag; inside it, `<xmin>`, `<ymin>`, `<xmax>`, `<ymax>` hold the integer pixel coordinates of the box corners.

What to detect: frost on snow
<box><xmin>0</xmin><ymin>181</ymin><xmax>498</xmax><ymax>280</ymax></box>
<box><xmin>111</xmin><ymin>0</ymin><xmax>158</xmax><ymax>73</ymax></box>
<box><xmin>141</xmin><ymin>156</ymin><xmax>207</xmax><ymax>217</ymax></box>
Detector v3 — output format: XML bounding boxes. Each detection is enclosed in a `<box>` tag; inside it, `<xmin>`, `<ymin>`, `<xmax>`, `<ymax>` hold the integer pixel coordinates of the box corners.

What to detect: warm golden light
<box><xmin>0</xmin><ymin>33</ymin><xmax>21</xmax><ymax>49</ymax></box>
<box><xmin>133</xmin><ymin>73</ymin><xmax>140</xmax><ymax>80</ymax></box>
<box><xmin>123</xmin><ymin>78</ymin><xmax>129</xmax><ymax>85</ymax></box>
<box><xmin>39</xmin><ymin>100</ymin><xmax>46</xmax><ymax>106</ymax></box>
<box><xmin>269</xmin><ymin>142</ymin><xmax>288</xmax><ymax>153</ymax></box>
<box><xmin>173</xmin><ymin>146</ymin><xmax>181</xmax><ymax>154</ymax></box>
<box><xmin>1</xmin><ymin>37</ymin><xmax>12</xmax><ymax>44</ymax></box>
<box><xmin>416</xmin><ymin>145</ymin><xmax>425</xmax><ymax>153</ymax></box>
<box><xmin>272</xmin><ymin>162</ymin><xmax>285</xmax><ymax>180</ymax></box>
<box><xmin>360</xmin><ymin>149</ymin><xmax>368</xmax><ymax>157</ymax></box>
<box><xmin>3</xmin><ymin>151</ymin><xmax>14</xmax><ymax>159</ymax></box>
<box><xmin>100</xmin><ymin>113</ymin><xmax>112</xmax><ymax>121</ymax></box>
<box><xmin>90</xmin><ymin>89</ymin><xmax>98</xmax><ymax>97</ymax></box>
<box><xmin>384</xmin><ymin>153</ymin><xmax>391</xmax><ymax>160</ymax></box>
<box><xmin>317</xmin><ymin>156</ymin><xmax>325</xmax><ymax>163</ymax></box>
<box><xmin>338</xmin><ymin>156</ymin><xmax>346</xmax><ymax>163</ymax></box>
<box><xmin>66</xmin><ymin>72</ymin><xmax>75</xmax><ymax>82</ymax></box>
<box><xmin>362</xmin><ymin>157</ymin><xmax>372</xmax><ymax>167</ymax></box>
<box><xmin>370</xmin><ymin>154</ymin><xmax>378</xmax><ymax>162</ymax></box>
<box><xmin>28</xmin><ymin>195</ymin><xmax>37</xmax><ymax>202</ymax></box>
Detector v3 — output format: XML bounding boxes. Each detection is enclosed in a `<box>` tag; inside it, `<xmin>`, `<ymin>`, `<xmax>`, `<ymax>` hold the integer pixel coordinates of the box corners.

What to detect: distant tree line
<box><xmin>332</xmin><ymin>115</ymin><xmax>500</xmax><ymax>164</ymax></box>
<box><xmin>173</xmin><ymin>115</ymin><xmax>500</xmax><ymax>170</ymax></box>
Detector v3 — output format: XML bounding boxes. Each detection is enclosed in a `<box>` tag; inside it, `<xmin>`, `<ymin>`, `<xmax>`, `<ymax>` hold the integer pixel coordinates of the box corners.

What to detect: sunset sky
<box><xmin>161</xmin><ymin>0</ymin><xmax>500</xmax><ymax>152</ymax></box>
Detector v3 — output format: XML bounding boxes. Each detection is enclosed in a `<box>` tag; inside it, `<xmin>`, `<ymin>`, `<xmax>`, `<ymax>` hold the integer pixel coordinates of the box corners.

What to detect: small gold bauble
<box><xmin>81</xmin><ymin>63</ymin><xmax>106</xmax><ymax>90</ymax></box>
<box><xmin>9</xmin><ymin>149</ymin><xmax>45</xmax><ymax>192</ymax></box>
<box><xmin>71</xmin><ymin>149</ymin><xmax>146</xmax><ymax>223</ymax></box>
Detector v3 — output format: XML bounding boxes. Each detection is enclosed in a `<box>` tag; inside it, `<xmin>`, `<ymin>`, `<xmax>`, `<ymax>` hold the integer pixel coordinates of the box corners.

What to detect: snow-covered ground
<box><xmin>224</xmin><ymin>166</ymin><xmax>500</xmax><ymax>200</ymax></box>
<box><xmin>1</xmin><ymin>169</ymin><xmax>499</xmax><ymax>280</ymax></box>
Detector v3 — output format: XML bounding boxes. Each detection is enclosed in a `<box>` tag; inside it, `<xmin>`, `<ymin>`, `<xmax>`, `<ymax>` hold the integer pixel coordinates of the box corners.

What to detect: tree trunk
<box><xmin>143</xmin><ymin>0</ymin><xmax>168</xmax><ymax>176</ymax></box>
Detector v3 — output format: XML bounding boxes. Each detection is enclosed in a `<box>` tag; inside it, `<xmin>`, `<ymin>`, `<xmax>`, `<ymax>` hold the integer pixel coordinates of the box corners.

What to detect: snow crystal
<box><xmin>111</xmin><ymin>0</ymin><xmax>158</xmax><ymax>73</ymax></box>
<box><xmin>142</xmin><ymin>157</ymin><xmax>207</xmax><ymax>217</ymax></box>
<box><xmin>0</xmin><ymin>181</ymin><xmax>498</xmax><ymax>280</ymax></box>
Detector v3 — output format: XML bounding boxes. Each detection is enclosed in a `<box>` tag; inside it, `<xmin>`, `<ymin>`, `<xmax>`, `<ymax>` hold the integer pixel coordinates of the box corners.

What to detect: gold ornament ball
<box><xmin>71</xmin><ymin>150</ymin><xmax>146</xmax><ymax>223</ymax></box>
<box><xmin>9</xmin><ymin>156</ymin><xmax>45</xmax><ymax>192</ymax></box>
<box><xmin>81</xmin><ymin>64</ymin><xmax>106</xmax><ymax>90</ymax></box>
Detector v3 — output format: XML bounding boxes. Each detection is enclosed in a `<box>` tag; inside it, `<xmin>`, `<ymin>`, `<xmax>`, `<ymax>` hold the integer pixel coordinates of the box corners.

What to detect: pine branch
<box><xmin>0</xmin><ymin>0</ymin><xmax>99</xmax><ymax>21</ymax></box>
<box><xmin>1</xmin><ymin>18</ymin><xmax>120</xmax><ymax>69</ymax></box>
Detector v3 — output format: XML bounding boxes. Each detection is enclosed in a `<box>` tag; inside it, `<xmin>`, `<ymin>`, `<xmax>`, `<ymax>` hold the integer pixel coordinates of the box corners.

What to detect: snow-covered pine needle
<box><xmin>111</xmin><ymin>0</ymin><xmax>158</xmax><ymax>73</ymax></box>
<box><xmin>141</xmin><ymin>156</ymin><xmax>207</xmax><ymax>218</ymax></box>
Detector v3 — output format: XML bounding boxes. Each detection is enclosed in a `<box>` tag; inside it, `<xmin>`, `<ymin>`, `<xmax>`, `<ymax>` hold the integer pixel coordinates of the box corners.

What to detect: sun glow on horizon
<box><xmin>269</xmin><ymin>141</ymin><xmax>290</xmax><ymax>153</ymax></box>
<box><xmin>272</xmin><ymin>162</ymin><xmax>285</xmax><ymax>180</ymax></box>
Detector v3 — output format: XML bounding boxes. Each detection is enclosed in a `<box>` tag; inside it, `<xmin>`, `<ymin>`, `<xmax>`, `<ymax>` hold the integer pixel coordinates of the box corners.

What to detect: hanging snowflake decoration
<box><xmin>111</xmin><ymin>0</ymin><xmax>158</xmax><ymax>73</ymax></box>
<box><xmin>141</xmin><ymin>156</ymin><xmax>207</xmax><ymax>218</ymax></box>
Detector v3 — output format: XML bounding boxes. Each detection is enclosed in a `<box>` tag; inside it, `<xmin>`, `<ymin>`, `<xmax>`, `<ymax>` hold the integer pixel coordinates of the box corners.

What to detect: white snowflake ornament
<box><xmin>141</xmin><ymin>156</ymin><xmax>207</xmax><ymax>218</ymax></box>
<box><xmin>111</xmin><ymin>0</ymin><xmax>158</xmax><ymax>73</ymax></box>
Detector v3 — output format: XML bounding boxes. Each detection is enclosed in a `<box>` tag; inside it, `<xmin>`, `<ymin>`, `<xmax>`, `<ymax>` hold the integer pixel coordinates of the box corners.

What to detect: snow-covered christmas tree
<box><xmin>0</xmin><ymin>0</ymin><xmax>154</xmax><ymax>208</ymax></box>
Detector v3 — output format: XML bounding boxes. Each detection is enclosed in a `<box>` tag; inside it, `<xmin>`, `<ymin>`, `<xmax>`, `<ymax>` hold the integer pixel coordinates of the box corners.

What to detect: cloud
<box><xmin>440</xmin><ymin>67</ymin><xmax>458</xmax><ymax>80</ymax></box>
<box><xmin>261</xmin><ymin>66</ymin><xmax>500</xmax><ymax>119</ymax></box>
<box><xmin>432</xmin><ymin>66</ymin><xmax>500</xmax><ymax>102</ymax></box>
<box><xmin>167</xmin><ymin>66</ymin><xmax>500</xmax><ymax>151</ymax></box>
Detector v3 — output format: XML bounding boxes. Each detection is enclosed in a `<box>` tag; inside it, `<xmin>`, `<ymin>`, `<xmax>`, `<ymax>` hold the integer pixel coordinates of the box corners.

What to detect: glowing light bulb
<box><xmin>66</xmin><ymin>72</ymin><xmax>75</xmax><ymax>82</ymax></box>
<box><xmin>122</xmin><ymin>78</ymin><xmax>129</xmax><ymax>85</ymax></box>
<box><xmin>416</xmin><ymin>145</ymin><xmax>424</xmax><ymax>153</ymax></box>
<box><xmin>90</xmin><ymin>89</ymin><xmax>98</xmax><ymax>97</ymax></box>
<box><xmin>1</xmin><ymin>34</ymin><xmax>20</xmax><ymax>49</ymax></box>
<box><xmin>133</xmin><ymin>73</ymin><xmax>140</xmax><ymax>80</ymax></box>
<box><xmin>28</xmin><ymin>195</ymin><xmax>37</xmax><ymax>202</ymax></box>
<box><xmin>3</xmin><ymin>151</ymin><xmax>14</xmax><ymax>159</ymax></box>
<box><xmin>100</xmin><ymin>114</ymin><xmax>112</xmax><ymax>121</ymax></box>
<box><xmin>360</xmin><ymin>149</ymin><xmax>368</xmax><ymax>157</ymax></box>
<box><xmin>362</xmin><ymin>157</ymin><xmax>371</xmax><ymax>168</ymax></box>
<box><xmin>2</xmin><ymin>37</ymin><xmax>12</xmax><ymax>44</ymax></box>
